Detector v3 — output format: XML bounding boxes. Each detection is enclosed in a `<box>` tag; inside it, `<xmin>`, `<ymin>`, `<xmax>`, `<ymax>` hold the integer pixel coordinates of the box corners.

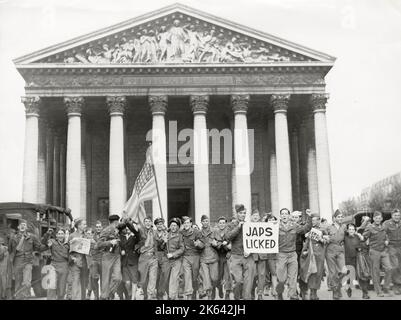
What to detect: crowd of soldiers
<box><xmin>0</xmin><ymin>204</ymin><xmax>400</xmax><ymax>300</ymax></box>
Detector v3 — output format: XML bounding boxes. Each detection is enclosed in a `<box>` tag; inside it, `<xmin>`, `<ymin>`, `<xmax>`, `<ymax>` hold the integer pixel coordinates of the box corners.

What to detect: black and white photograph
<box><xmin>0</xmin><ymin>0</ymin><xmax>401</xmax><ymax>310</ymax></box>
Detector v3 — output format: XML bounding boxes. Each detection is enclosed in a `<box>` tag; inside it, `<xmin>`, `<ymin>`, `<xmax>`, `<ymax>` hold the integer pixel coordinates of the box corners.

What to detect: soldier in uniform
<box><xmin>9</xmin><ymin>219</ymin><xmax>47</xmax><ymax>299</ymax></box>
<box><xmin>157</xmin><ymin>218</ymin><xmax>185</xmax><ymax>300</ymax></box>
<box><xmin>363</xmin><ymin>211</ymin><xmax>392</xmax><ymax>297</ymax></box>
<box><xmin>300</xmin><ymin>214</ymin><xmax>328</xmax><ymax>300</ymax></box>
<box><xmin>325</xmin><ymin>210</ymin><xmax>349</xmax><ymax>300</ymax></box>
<box><xmin>154</xmin><ymin>217</ymin><xmax>169</xmax><ymax>299</ymax></box>
<box><xmin>68</xmin><ymin>218</ymin><xmax>89</xmax><ymax>300</ymax></box>
<box><xmin>97</xmin><ymin>214</ymin><xmax>123</xmax><ymax>299</ymax></box>
<box><xmin>87</xmin><ymin>221</ymin><xmax>103</xmax><ymax>300</ymax></box>
<box><xmin>250</xmin><ymin>210</ymin><xmax>269</xmax><ymax>300</ymax></box>
<box><xmin>46</xmin><ymin>228</ymin><xmax>69</xmax><ymax>300</ymax></box>
<box><xmin>383</xmin><ymin>209</ymin><xmax>401</xmax><ymax>295</ymax></box>
<box><xmin>225</xmin><ymin>204</ymin><xmax>256</xmax><ymax>300</ymax></box>
<box><xmin>137</xmin><ymin>216</ymin><xmax>158</xmax><ymax>300</ymax></box>
<box><xmin>199</xmin><ymin>215</ymin><xmax>219</xmax><ymax>299</ymax></box>
<box><xmin>181</xmin><ymin>216</ymin><xmax>205</xmax><ymax>300</ymax></box>
<box><xmin>211</xmin><ymin>216</ymin><xmax>232</xmax><ymax>300</ymax></box>
<box><xmin>276</xmin><ymin>208</ymin><xmax>312</xmax><ymax>300</ymax></box>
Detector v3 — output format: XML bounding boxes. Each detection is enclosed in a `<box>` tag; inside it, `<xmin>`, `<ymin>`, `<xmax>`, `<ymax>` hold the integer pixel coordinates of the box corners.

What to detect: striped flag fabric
<box><xmin>122</xmin><ymin>146</ymin><xmax>157</xmax><ymax>224</ymax></box>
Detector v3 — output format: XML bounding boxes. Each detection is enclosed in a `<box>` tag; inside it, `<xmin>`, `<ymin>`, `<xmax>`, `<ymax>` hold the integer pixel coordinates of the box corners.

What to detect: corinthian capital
<box><xmin>231</xmin><ymin>94</ymin><xmax>249</xmax><ymax>114</ymax></box>
<box><xmin>64</xmin><ymin>97</ymin><xmax>84</xmax><ymax>116</ymax></box>
<box><xmin>271</xmin><ymin>94</ymin><xmax>290</xmax><ymax>113</ymax></box>
<box><xmin>310</xmin><ymin>93</ymin><xmax>329</xmax><ymax>112</ymax></box>
<box><xmin>190</xmin><ymin>95</ymin><xmax>209</xmax><ymax>114</ymax></box>
<box><xmin>106</xmin><ymin>96</ymin><xmax>127</xmax><ymax>115</ymax></box>
<box><xmin>149</xmin><ymin>95</ymin><xmax>167</xmax><ymax>115</ymax></box>
<box><xmin>21</xmin><ymin>96</ymin><xmax>41</xmax><ymax>116</ymax></box>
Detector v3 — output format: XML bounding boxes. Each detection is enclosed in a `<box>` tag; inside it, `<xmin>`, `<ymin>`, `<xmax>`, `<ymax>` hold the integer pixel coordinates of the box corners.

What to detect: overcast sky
<box><xmin>1</xmin><ymin>0</ymin><xmax>401</xmax><ymax>208</ymax></box>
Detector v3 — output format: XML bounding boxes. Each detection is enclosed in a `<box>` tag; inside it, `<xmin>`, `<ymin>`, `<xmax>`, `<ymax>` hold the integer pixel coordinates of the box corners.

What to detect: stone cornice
<box><xmin>149</xmin><ymin>95</ymin><xmax>167</xmax><ymax>115</ymax></box>
<box><xmin>231</xmin><ymin>94</ymin><xmax>249</xmax><ymax>114</ymax></box>
<box><xmin>190</xmin><ymin>95</ymin><xmax>209</xmax><ymax>115</ymax></box>
<box><xmin>310</xmin><ymin>93</ymin><xmax>329</xmax><ymax>112</ymax></box>
<box><xmin>106</xmin><ymin>96</ymin><xmax>127</xmax><ymax>115</ymax></box>
<box><xmin>271</xmin><ymin>94</ymin><xmax>290</xmax><ymax>113</ymax></box>
<box><xmin>64</xmin><ymin>96</ymin><xmax>84</xmax><ymax>115</ymax></box>
<box><xmin>21</xmin><ymin>96</ymin><xmax>41</xmax><ymax>116</ymax></box>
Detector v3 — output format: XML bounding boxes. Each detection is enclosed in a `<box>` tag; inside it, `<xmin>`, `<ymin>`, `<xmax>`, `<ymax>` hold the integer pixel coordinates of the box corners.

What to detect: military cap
<box><xmin>169</xmin><ymin>217</ymin><xmax>181</xmax><ymax>228</ymax></box>
<box><xmin>108</xmin><ymin>214</ymin><xmax>120</xmax><ymax>222</ymax></box>
<box><xmin>333</xmin><ymin>209</ymin><xmax>342</xmax><ymax>217</ymax></box>
<box><xmin>154</xmin><ymin>217</ymin><xmax>165</xmax><ymax>226</ymax></box>
<box><xmin>373</xmin><ymin>211</ymin><xmax>382</xmax><ymax>217</ymax></box>
<box><xmin>235</xmin><ymin>204</ymin><xmax>245</xmax><ymax>213</ymax></box>
<box><xmin>200</xmin><ymin>215</ymin><xmax>208</xmax><ymax>222</ymax></box>
<box><xmin>74</xmin><ymin>218</ymin><xmax>83</xmax><ymax>228</ymax></box>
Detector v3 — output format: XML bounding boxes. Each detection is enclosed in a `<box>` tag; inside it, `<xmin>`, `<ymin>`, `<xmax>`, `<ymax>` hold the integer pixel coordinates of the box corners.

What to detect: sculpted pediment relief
<box><xmin>15</xmin><ymin>4</ymin><xmax>335</xmax><ymax>67</ymax></box>
<box><xmin>57</xmin><ymin>18</ymin><xmax>302</xmax><ymax>64</ymax></box>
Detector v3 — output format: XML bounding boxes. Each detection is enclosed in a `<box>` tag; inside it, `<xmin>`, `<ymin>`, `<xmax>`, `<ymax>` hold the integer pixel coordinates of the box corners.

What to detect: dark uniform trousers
<box><xmin>388</xmin><ymin>246</ymin><xmax>401</xmax><ymax>287</ymax></box>
<box><xmin>138</xmin><ymin>252</ymin><xmax>158</xmax><ymax>299</ymax></box>
<box><xmin>101</xmin><ymin>252</ymin><xmax>122</xmax><ymax>299</ymax></box>
<box><xmin>13</xmin><ymin>255</ymin><xmax>33</xmax><ymax>299</ymax></box>
<box><xmin>182</xmin><ymin>255</ymin><xmax>200</xmax><ymax>296</ymax></box>
<box><xmin>48</xmin><ymin>261</ymin><xmax>69</xmax><ymax>300</ymax></box>
<box><xmin>325</xmin><ymin>244</ymin><xmax>345</xmax><ymax>290</ymax></box>
<box><xmin>156</xmin><ymin>251</ymin><xmax>169</xmax><ymax>298</ymax></box>
<box><xmin>229</xmin><ymin>254</ymin><xmax>256</xmax><ymax>300</ymax></box>
<box><xmin>307</xmin><ymin>244</ymin><xmax>326</xmax><ymax>290</ymax></box>
<box><xmin>218</xmin><ymin>254</ymin><xmax>232</xmax><ymax>291</ymax></box>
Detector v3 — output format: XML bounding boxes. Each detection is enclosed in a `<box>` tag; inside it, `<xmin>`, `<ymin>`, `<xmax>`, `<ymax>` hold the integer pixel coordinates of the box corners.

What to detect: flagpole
<box><xmin>148</xmin><ymin>142</ymin><xmax>165</xmax><ymax>222</ymax></box>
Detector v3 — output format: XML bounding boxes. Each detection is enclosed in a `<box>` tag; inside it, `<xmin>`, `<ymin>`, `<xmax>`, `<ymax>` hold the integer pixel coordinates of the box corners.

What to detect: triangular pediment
<box><xmin>14</xmin><ymin>3</ymin><xmax>335</xmax><ymax>66</ymax></box>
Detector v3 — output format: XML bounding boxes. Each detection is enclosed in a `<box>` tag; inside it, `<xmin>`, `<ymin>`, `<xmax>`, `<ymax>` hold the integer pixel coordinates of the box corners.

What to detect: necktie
<box><xmin>16</xmin><ymin>234</ymin><xmax>25</xmax><ymax>252</ymax></box>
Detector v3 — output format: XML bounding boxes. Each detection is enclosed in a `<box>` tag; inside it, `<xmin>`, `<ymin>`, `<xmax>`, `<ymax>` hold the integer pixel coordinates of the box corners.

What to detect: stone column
<box><xmin>311</xmin><ymin>93</ymin><xmax>334</xmax><ymax>222</ymax></box>
<box><xmin>271</xmin><ymin>94</ymin><xmax>293</xmax><ymax>212</ymax></box>
<box><xmin>149</xmin><ymin>95</ymin><xmax>168</xmax><ymax>220</ymax></box>
<box><xmin>80</xmin><ymin>118</ymin><xmax>87</xmax><ymax>219</ymax></box>
<box><xmin>231</xmin><ymin>94</ymin><xmax>252</xmax><ymax>218</ymax></box>
<box><xmin>53</xmin><ymin>130</ymin><xmax>61</xmax><ymax>206</ymax></box>
<box><xmin>305</xmin><ymin>114</ymin><xmax>319</xmax><ymax>214</ymax></box>
<box><xmin>298</xmin><ymin>120</ymin><xmax>309</xmax><ymax>210</ymax></box>
<box><xmin>290</xmin><ymin>127</ymin><xmax>301</xmax><ymax>210</ymax></box>
<box><xmin>191</xmin><ymin>95</ymin><xmax>210</xmax><ymax>226</ymax></box>
<box><xmin>21</xmin><ymin>96</ymin><xmax>41</xmax><ymax>203</ymax></box>
<box><xmin>46</xmin><ymin>126</ymin><xmax>54</xmax><ymax>203</ymax></box>
<box><xmin>267</xmin><ymin>117</ymin><xmax>279</xmax><ymax>216</ymax></box>
<box><xmin>60</xmin><ymin>139</ymin><xmax>66</xmax><ymax>208</ymax></box>
<box><xmin>37</xmin><ymin>118</ymin><xmax>47</xmax><ymax>204</ymax></box>
<box><xmin>107</xmin><ymin>96</ymin><xmax>127</xmax><ymax>216</ymax></box>
<box><xmin>229</xmin><ymin>119</ymin><xmax>237</xmax><ymax>214</ymax></box>
<box><xmin>65</xmin><ymin>97</ymin><xmax>84</xmax><ymax>219</ymax></box>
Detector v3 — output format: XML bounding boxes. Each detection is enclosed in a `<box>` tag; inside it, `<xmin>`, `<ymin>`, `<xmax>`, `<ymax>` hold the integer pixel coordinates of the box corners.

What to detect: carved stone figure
<box><xmin>167</xmin><ymin>19</ymin><xmax>189</xmax><ymax>62</ymax></box>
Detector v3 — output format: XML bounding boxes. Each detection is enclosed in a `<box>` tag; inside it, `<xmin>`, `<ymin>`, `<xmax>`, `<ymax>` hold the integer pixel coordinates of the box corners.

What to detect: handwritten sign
<box><xmin>308</xmin><ymin>228</ymin><xmax>323</xmax><ymax>242</ymax></box>
<box><xmin>243</xmin><ymin>222</ymin><xmax>279</xmax><ymax>254</ymax></box>
<box><xmin>69</xmin><ymin>237</ymin><xmax>91</xmax><ymax>255</ymax></box>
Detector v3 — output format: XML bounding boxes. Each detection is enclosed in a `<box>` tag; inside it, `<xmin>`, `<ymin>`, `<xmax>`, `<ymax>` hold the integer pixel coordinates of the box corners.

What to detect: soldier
<box><xmin>68</xmin><ymin>218</ymin><xmax>89</xmax><ymax>300</ymax></box>
<box><xmin>211</xmin><ymin>216</ymin><xmax>232</xmax><ymax>300</ymax></box>
<box><xmin>250</xmin><ymin>210</ymin><xmax>268</xmax><ymax>300</ymax></box>
<box><xmin>383</xmin><ymin>208</ymin><xmax>401</xmax><ymax>295</ymax></box>
<box><xmin>276</xmin><ymin>208</ymin><xmax>312</xmax><ymax>300</ymax></box>
<box><xmin>262</xmin><ymin>213</ymin><xmax>278</xmax><ymax>298</ymax></box>
<box><xmin>362</xmin><ymin>211</ymin><xmax>392</xmax><ymax>296</ymax></box>
<box><xmin>120</xmin><ymin>221</ymin><xmax>141</xmax><ymax>300</ymax></box>
<box><xmin>87</xmin><ymin>221</ymin><xmax>103</xmax><ymax>300</ymax></box>
<box><xmin>181</xmin><ymin>216</ymin><xmax>205</xmax><ymax>300</ymax></box>
<box><xmin>97</xmin><ymin>214</ymin><xmax>123</xmax><ymax>300</ymax></box>
<box><xmin>9</xmin><ymin>219</ymin><xmax>47</xmax><ymax>299</ymax></box>
<box><xmin>137</xmin><ymin>216</ymin><xmax>158</xmax><ymax>300</ymax></box>
<box><xmin>158</xmin><ymin>218</ymin><xmax>185</xmax><ymax>300</ymax></box>
<box><xmin>225</xmin><ymin>204</ymin><xmax>256</xmax><ymax>300</ymax></box>
<box><xmin>325</xmin><ymin>209</ymin><xmax>349</xmax><ymax>300</ymax></box>
<box><xmin>292</xmin><ymin>210</ymin><xmax>308</xmax><ymax>299</ymax></box>
<box><xmin>300</xmin><ymin>214</ymin><xmax>328</xmax><ymax>300</ymax></box>
<box><xmin>0</xmin><ymin>236</ymin><xmax>12</xmax><ymax>300</ymax></box>
<box><xmin>199</xmin><ymin>215</ymin><xmax>219</xmax><ymax>299</ymax></box>
<box><xmin>154</xmin><ymin>217</ymin><xmax>169</xmax><ymax>299</ymax></box>
<box><xmin>46</xmin><ymin>228</ymin><xmax>69</xmax><ymax>300</ymax></box>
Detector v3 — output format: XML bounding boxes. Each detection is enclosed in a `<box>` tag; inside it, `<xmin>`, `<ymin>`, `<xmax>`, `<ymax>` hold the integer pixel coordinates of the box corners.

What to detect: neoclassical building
<box><xmin>14</xmin><ymin>4</ymin><xmax>336</xmax><ymax>226</ymax></box>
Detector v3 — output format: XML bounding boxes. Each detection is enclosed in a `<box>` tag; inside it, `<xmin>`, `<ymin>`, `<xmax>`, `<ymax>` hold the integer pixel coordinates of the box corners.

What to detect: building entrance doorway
<box><xmin>167</xmin><ymin>188</ymin><xmax>193</xmax><ymax>221</ymax></box>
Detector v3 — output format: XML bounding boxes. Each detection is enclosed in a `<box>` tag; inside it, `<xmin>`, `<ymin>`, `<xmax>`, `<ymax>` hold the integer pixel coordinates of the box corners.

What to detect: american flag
<box><xmin>122</xmin><ymin>146</ymin><xmax>158</xmax><ymax>224</ymax></box>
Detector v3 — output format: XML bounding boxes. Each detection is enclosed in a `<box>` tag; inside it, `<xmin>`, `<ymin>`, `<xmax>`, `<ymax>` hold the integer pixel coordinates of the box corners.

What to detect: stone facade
<box><xmin>15</xmin><ymin>4</ymin><xmax>336</xmax><ymax>224</ymax></box>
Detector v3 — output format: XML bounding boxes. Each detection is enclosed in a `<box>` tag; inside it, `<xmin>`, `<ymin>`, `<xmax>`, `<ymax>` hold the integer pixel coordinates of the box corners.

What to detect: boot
<box><xmin>233</xmin><ymin>286</ymin><xmax>240</xmax><ymax>300</ymax></box>
<box><xmin>217</xmin><ymin>284</ymin><xmax>224</xmax><ymax>299</ymax></box>
<box><xmin>310</xmin><ymin>289</ymin><xmax>319</xmax><ymax>300</ymax></box>
<box><xmin>332</xmin><ymin>287</ymin><xmax>340</xmax><ymax>300</ymax></box>
<box><xmin>276</xmin><ymin>282</ymin><xmax>284</xmax><ymax>300</ymax></box>
<box><xmin>211</xmin><ymin>287</ymin><xmax>216</xmax><ymax>300</ymax></box>
<box><xmin>362</xmin><ymin>291</ymin><xmax>370</xmax><ymax>299</ymax></box>
<box><xmin>257</xmin><ymin>294</ymin><xmax>263</xmax><ymax>300</ymax></box>
<box><xmin>224</xmin><ymin>290</ymin><xmax>231</xmax><ymax>300</ymax></box>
